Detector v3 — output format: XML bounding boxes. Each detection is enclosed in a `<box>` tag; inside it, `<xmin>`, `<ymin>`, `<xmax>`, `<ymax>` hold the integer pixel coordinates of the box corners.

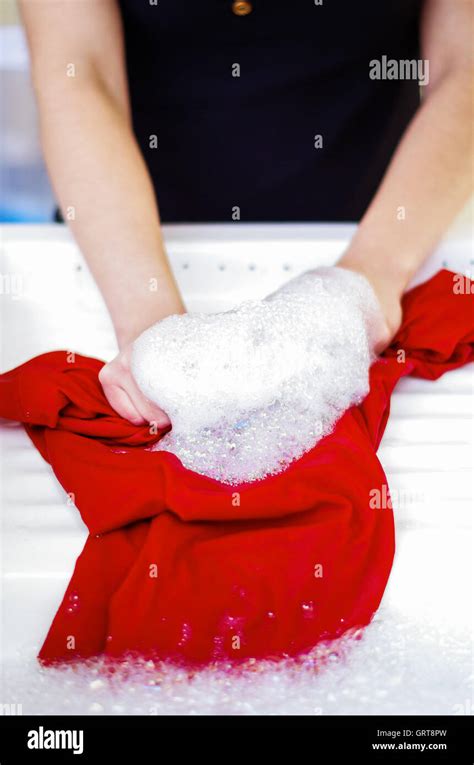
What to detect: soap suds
<box><xmin>131</xmin><ymin>267</ymin><xmax>383</xmax><ymax>484</ymax></box>
<box><xmin>3</xmin><ymin>608</ymin><xmax>469</xmax><ymax>715</ymax></box>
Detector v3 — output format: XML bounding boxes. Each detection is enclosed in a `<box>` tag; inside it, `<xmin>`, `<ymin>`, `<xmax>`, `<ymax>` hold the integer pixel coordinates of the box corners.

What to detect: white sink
<box><xmin>0</xmin><ymin>223</ymin><xmax>472</xmax><ymax>715</ymax></box>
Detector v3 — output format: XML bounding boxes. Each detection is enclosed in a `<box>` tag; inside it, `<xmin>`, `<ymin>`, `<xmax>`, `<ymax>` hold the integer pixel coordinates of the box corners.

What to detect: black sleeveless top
<box><xmin>118</xmin><ymin>0</ymin><xmax>423</xmax><ymax>223</ymax></box>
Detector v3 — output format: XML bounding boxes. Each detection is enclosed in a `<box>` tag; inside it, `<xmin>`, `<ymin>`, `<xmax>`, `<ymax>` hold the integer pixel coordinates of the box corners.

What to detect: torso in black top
<box><xmin>118</xmin><ymin>0</ymin><xmax>423</xmax><ymax>222</ymax></box>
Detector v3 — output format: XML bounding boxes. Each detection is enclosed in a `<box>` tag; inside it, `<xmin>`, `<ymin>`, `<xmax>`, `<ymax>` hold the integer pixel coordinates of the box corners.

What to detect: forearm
<box><xmin>34</xmin><ymin>69</ymin><xmax>184</xmax><ymax>348</ymax></box>
<box><xmin>339</xmin><ymin>66</ymin><xmax>473</xmax><ymax>301</ymax></box>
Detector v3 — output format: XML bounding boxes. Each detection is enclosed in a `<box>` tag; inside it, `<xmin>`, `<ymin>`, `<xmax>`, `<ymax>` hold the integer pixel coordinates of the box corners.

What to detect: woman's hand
<box><xmin>357</xmin><ymin>270</ymin><xmax>403</xmax><ymax>353</ymax></box>
<box><xmin>99</xmin><ymin>342</ymin><xmax>171</xmax><ymax>428</ymax></box>
<box><xmin>337</xmin><ymin>253</ymin><xmax>404</xmax><ymax>353</ymax></box>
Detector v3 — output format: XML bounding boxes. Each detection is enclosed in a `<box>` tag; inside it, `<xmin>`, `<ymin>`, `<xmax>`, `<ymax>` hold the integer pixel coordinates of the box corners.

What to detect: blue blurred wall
<box><xmin>1</xmin><ymin>25</ymin><xmax>55</xmax><ymax>222</ymax></box>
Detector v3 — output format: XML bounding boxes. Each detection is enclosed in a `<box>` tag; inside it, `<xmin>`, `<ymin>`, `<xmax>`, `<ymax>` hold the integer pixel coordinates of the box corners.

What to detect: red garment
<box><xmin>1</xmin><ymin>270</ymin><xmax>472</xmax><ymax>665</ymax></box>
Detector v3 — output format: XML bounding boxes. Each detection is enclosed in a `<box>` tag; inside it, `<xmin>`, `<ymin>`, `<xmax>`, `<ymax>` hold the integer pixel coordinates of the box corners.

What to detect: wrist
<box><xmin>115</xmin><ymin>297</ymin><xmax>186</xmax><ymax>350</ymax></box>
<box><xmin>337</xmin><ymin>250</ymin><xmax>408</xmax><ymax>301</ymax></box>
<box><xmin>336</xmin><ymin>250</ymin><xmax>404</xmax><ymax>350</ymax></box>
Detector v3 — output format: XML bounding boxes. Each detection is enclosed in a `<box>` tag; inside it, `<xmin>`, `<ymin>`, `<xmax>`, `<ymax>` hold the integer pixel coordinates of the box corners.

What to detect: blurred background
<box><xmin>0</xmin><ymin>0</ymin><xmax>471</xmax><ymax>227</ymax></box>
<box><xmin>0</xmin><ymin>0</ymin><xmax>54</xmax><ymax>222</ymax></box>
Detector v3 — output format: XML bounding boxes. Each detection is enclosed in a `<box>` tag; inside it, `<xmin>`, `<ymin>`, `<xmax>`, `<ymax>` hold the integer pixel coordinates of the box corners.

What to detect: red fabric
<box><xmin>0</xmin><ymin>270</ymin><xmax>472</xmax><ymax>666</ymax></box>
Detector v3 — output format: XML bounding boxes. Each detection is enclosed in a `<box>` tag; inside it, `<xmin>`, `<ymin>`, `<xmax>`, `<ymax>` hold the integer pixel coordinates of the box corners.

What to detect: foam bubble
<box><xmin>2</xmin><ymin>607</ymin><xmax>470</xmax><ymax>715</ymax></box>
<box><xmin>131</xmin><ymin>267</ymin><xmax>384</xmax><ymax>484</ymax></box>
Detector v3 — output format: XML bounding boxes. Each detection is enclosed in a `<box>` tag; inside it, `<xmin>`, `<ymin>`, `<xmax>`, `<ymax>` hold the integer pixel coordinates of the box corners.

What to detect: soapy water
<box><xmin>3</xmin><ymin>272</ymin><xmax>470</xmax><ymax>716</ymax></box>
<box><xmin>131</xmin><ymin>267</ymin><xmax>384</xmax><ymax>484</ymax></box>
<box><xmin>3</xmin><ymin>524</ymin><xmax>471</xmax><ymax>715</ymax></box>
<box><xmin>2</xmin><ymin>607</ymin><xmax>470</xmax><ymax>715</ymax></box>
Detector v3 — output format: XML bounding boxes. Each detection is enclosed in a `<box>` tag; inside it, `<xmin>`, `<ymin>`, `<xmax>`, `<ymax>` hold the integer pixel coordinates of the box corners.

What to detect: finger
<box><xmin>123</xmin><ymin>374</ymin><xmax>171</xmax><ymax>428</ymax></box>
<box><xmin>102</xmin><ymin>381</ymin><xmax>147</xmax><ymax>426</ymax></box>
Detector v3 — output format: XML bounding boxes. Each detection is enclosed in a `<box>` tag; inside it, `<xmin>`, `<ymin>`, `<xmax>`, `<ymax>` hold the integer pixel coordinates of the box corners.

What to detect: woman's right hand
<box><xmin>99</xmin><ymin>342</ymin><xmax>171</xmax><ymax>428</ymax></box>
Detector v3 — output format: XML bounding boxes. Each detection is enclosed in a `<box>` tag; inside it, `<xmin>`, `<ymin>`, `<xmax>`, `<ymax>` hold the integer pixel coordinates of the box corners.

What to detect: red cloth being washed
<box><xmin>0</xmin><ymin>270</ymin><xmax>473</xmax><ymax>665</ymax></box>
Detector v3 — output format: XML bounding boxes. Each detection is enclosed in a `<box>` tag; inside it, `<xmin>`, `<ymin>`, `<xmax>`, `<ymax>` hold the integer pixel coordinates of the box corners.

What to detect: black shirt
<box><xmin>118</xmin><ymin>0</ymin><xmax>423</xmax><ymax>222</ymax></box>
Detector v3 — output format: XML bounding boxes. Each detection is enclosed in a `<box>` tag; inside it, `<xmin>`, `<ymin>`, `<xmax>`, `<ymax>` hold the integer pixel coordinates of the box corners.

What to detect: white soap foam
<box><xmin>131</xmin><ymin>267</ymin><xmax>384</xmax><ymax>484</ymax></box>
<box><xmin>2</xmin><ymin>607</ymin><xmax>470</xmax><ymax>716</ymax></box>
